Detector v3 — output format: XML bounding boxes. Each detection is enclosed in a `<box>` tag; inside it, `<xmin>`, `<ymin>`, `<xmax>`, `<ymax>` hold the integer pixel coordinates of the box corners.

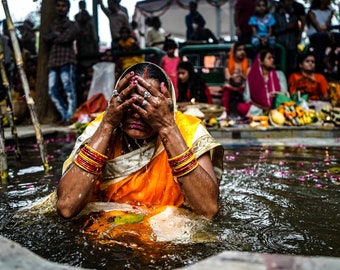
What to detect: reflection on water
<box><xmin>1</xmin><ymin>135</ymin><xmax>340</xmax><ymax>269</ymax></box>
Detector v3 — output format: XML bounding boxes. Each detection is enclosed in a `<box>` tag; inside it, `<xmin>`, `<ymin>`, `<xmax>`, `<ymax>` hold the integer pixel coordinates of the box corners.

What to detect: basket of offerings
<box><xmin>177</xmin><ymin>101</ymin><xmax>224</xmax><ymax>120</ymax></box>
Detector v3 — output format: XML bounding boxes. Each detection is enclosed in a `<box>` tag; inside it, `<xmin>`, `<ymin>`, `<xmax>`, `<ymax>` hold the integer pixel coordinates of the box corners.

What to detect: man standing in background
<box><xmin>42</xmin><ymin>0</ymin><xmax>79</xmax><ymax>125</ymax></box>
<box><xmin>185</xmin><ymin>1</ymin><xmax>206</xmax><ymax>41</ymax></box>
<box><xmin>97</xmin><ymin>0</ymin><xmax>130</xmax><ymax>50</ymax></box>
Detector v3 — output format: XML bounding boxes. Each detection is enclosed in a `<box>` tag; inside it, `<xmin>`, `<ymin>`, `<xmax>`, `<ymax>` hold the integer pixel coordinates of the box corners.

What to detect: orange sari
<box><xmin>288</xmin><ymin>72</ymin><xmax>329</xmax><ymax>101</ymax></box>
<box><xmin>63</xmin><ymin>111</ymin><xmax>223</xmax><ymax>209</ymax></box>
<box><xmin>62</xmin><ymin>111</ymin><xmax>223</xmax><ymax>244</ymax></box>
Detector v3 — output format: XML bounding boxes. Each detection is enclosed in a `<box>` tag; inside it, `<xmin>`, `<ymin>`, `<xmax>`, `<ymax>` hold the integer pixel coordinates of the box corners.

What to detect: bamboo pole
<box><xmin>1</xmin><ymin>0</ymin><xmax>50</xmax><ymax>172</ymax></box>
<box><xmin>0</xmin><ymin>38</ymin><xmax>21</xmax><ymax>160</ymax></box>
<box><xmin>0</xmin><ymin>107</ymin><xmax>8</xmax><ymax>181</ymax></box>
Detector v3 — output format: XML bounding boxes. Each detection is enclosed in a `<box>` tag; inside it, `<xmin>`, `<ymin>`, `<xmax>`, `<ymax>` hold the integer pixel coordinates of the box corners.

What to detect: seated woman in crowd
<box><xmin>177</xmin><ymin>61</ymin><xmax>213</xmax><ymax>104</ymax></box>
<box><xmin>222</xmin><ymin>41</ymin><xmax>250</xmax><ymax>117</ymax></box>
<box><xmin>237</xmin><ymin>49</ymin><xmax>288</xmax><ymax>117</ymax></box>
<box><xmin>57</xmin><ymin>62</ymin><xmax>223</xmax><ymax>224</ymax></box>
<box><xmin>288</xmin><ymin>51</ymin><xmax>329</xmax><ymax>101</ymax></box>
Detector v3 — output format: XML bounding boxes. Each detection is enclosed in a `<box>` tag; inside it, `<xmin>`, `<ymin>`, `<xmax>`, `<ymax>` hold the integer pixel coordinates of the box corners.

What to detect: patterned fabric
<box><xmin>248</xmin><ymin>14</ymin><xmax>276</xmax><ymax>37</ymax></box>
<box><xmin>42</xmin><ymin>17</ymin><xmax>79</xmax><ymax>68</ymax></box>
<box><xmin>288</xmin><ymin>72</ymin><xmax>328</xmax><ymax>101</ymax></box>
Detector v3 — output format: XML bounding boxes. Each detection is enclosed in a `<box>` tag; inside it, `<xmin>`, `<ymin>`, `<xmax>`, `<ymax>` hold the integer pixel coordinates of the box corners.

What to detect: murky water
<box><xmin>0</xmin><ymin>134</ymin><xmax>340</xmax><ymax>269</ymax></box>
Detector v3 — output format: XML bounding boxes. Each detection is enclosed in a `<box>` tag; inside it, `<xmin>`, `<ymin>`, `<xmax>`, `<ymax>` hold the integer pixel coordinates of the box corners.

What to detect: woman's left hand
<box><xmin>131</xmin><ymin>75</ymin><xmax>176</xmax><ymax>132</ymax></box>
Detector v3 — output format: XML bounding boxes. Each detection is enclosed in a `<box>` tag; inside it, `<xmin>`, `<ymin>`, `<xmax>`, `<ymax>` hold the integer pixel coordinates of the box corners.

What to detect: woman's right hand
<box><xmin>102</xmin><ymin>71</ymin><xmax>137</xmax><ymax>129</ymax></box>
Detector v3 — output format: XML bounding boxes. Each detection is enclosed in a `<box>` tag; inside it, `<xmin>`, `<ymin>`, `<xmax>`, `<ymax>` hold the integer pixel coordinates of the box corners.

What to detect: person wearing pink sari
<box><xmin>237</xmin><ymin>49</ymin><xmax>288</xmax><ymax>117</ymax></box>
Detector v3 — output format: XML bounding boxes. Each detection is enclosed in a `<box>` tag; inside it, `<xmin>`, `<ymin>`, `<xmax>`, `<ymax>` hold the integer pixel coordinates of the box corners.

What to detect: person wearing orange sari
<box><xmin>222</xmin><ymin>41</ymin><xmax>250</xmax><ymax>117</ymax></box>
<box><xmin>57</xmin><ymin>62</ymin><xmax>223</xmax><ymax>225</ymax></box>
<box><xmin>288</xmin><ymin>51</ymin><xmax>329</xmax><ymax>101</ymax></box>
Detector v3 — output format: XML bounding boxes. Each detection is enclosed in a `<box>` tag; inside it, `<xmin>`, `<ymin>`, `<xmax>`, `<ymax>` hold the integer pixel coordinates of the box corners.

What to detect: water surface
<box><xmin>1</xmin><ymin>135</ymin><xmax>339</xmax><ymax>269</ymax></box>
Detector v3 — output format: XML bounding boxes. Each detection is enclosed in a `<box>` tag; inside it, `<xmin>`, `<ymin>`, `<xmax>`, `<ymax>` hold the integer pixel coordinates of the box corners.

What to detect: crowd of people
<box><xmin>1</xmin><ymin>0</ymin><xmax>340</xmax><ymax>126</ymax></box>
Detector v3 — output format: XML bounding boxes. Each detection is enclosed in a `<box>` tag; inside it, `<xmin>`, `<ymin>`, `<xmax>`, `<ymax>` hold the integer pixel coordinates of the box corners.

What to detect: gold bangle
<box><xmin>78</xmin><ymin>151</ymin><xmax>102</xmax><ymax>166</ymax></box>
<box><xmin>174</xmin><ymin>160</ymin><xmax>199</xmax><ymax>178</ymax></box>
<box><xmin>168</xmin><ymin>147</ymin><xmax>191</xmax><ymax>162</ymax></box>
<box><xmin>173</xmin><ymin>154</ymin><xmax>196</xmax><ymax>170</ymax></box>
<box><xmin>84</xmin><ymin>144</ymin><xmax>108</xmax><ymax>160</ymax></box>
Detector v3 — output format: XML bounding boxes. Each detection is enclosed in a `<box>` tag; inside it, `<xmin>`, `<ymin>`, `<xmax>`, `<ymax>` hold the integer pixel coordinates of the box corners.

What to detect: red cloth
<box><xmin>70</xmin><ymin>93</ymin><xmax>107</xmax><ymax>123</ymax></box>
<box><xmin>247</xmin><ymin>52</ymin><xmax>280</xmax><ymax>109</ymax></box>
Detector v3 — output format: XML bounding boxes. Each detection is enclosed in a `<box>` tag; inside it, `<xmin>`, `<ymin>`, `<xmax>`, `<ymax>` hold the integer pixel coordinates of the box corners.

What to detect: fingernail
<box><xmin>131</xmin><ymin>80</ymin><xmax>137</xmax><ymax>85</ymax></box>
<box><xmin>130</xmin><ymin>71</ymin><xmax>134</xmax><ymax>75</ymax></box>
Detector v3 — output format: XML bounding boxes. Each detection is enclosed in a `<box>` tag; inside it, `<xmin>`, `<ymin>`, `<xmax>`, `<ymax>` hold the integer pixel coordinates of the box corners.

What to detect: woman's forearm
<box><xmin>57</xmin><ymin>121</ymin><xmax>115</xmax><ymax>219</ymax></box>
<box><xmin>159</xmin><ymin>125</ymin><xmax>219</xmax><ymax>219</ymax></box>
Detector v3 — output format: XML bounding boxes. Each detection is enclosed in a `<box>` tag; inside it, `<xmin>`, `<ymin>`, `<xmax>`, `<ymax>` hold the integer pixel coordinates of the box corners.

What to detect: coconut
<box><xmin>270</xmin><ymin>109</ymin><xmax>285</xmax><ymax>125</ymax></box>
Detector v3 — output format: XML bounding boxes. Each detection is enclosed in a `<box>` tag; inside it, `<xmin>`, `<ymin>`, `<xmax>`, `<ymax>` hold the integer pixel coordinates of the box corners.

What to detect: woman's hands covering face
<box><xmin>103</xmin><ymin>71</ymin><xmax>137</xmax><ymax>128</ymax></box>
<box><xmin>131</xmin><ymin>75</ymin><xmax>175</xmax><ymax>133</ymax></box>
<box><xmin>103</xmin><ymin>71</ymin><xmax>175</xmax><ymax>133</ymax></box>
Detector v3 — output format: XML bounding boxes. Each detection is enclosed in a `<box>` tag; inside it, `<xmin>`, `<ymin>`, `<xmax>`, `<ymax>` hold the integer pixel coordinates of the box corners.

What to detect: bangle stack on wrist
<box><xmin>168</xmin><ymin>147</ymin><xmax>199</xmax><ymax>178</ymax></box>
<box><xmin>74</xmin><ymin>144</ymin><xmax>108</xmax><ymax>175</ymax></box>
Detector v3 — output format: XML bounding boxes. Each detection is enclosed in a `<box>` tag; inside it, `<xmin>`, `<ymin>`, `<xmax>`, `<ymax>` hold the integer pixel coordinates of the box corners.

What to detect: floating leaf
<box><xmin>108</xmin><ymin>213</ymin><xmax>145</xmax><ymax>225</ymax></box>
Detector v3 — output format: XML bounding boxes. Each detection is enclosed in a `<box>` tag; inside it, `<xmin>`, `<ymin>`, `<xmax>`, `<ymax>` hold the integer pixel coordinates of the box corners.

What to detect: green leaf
<box><xmin>109</xmin><ymin>213</ymin><xmax>145</xmax><ymax>225</ymax></box>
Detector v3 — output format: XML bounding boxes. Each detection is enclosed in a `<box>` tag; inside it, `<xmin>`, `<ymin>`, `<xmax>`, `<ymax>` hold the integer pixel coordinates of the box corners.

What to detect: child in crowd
<box><xmin>118</xmin><ymin>26</ymin><xmax>144</xmax><ymax>72</ymax></box>
<box><xmin>160</xmin><ymin>38</ymin><xmax>180</xmax><ymax>99</ymax></box>
<box><xmin>249</xmin><ymin>0</ymin><xmax>276</xmax><ymax>52</ymax></box>
<box><xmin>222</xmin><ymin>41</ymin><xmax>250</xmax><ymax>118</ymax></box>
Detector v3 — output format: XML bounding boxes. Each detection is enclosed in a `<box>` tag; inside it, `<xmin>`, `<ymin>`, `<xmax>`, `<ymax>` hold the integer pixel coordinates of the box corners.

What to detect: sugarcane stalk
<box><xmin>0</xmin><ymin>106</ymin><xmax>8</xmax><ymax>181</ymax></box>
<box><xmin>1</xmin><ymin>0</ymin><xmax>50</xmax><ymax>172</ymax></box>
<box><xmin>0</xmin><ymin>38</ymin><xmax>21</xmax><ymax>160</ymax></box>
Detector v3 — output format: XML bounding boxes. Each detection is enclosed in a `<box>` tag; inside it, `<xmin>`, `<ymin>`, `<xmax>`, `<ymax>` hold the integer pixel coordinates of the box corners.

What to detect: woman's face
<box><xmin>300</xmin><ymin>55</ymin><xmax>315</xmax><ymax>72</ymax></box>
<box><xmin>261</xmin><ymin>52</ymin><xmax>275</xmax><ymax>70</ymax></box>
<box><xmin>178</xmin><ymin>67</ymin><xmax>190</xmax><ymax>83</ymax></box>
<box><xmin>121</xmin><ymin>78</ymin><xmax>158</xmax><ymax>140</ymax></box>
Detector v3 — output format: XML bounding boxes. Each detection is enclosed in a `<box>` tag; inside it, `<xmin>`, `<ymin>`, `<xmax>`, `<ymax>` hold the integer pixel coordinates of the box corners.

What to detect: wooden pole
<box><xmin>1</xmin><ymin>0</ymin><xmax>50</xmax><ymax>172</ymax></box>
<box><xmin>0</xmin><ymin>38</ymin><xmax>21</xmax><ymax>160</ymax></box>
<box><xmin>0</xmin><ymin>108</ymin><xmax>8</xmax><ymax>181</ymax></box>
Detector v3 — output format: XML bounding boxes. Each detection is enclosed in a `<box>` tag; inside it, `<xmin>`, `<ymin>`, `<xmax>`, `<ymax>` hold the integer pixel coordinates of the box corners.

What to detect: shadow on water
<box><xmin>1</xmin><ymin>135</ymin><xmax>340</xmax><ymax>269</ymax></box>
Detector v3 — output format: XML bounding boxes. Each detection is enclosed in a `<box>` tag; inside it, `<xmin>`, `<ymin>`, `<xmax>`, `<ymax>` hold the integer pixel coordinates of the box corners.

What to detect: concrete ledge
<box><xmin>0</xmin><ymin>236</ymin><xmax>84</xmax><ymax>270</ymax></box>
<box><xmin>2</xmin><ymin>235</ymin><xmax>340</xmax><ymax>270</ymax></box>
<box><xmin>182</xmin><ymin>251</ymin><xmax>340</xmax><ymax>270</ymax></box>
<box><xmin>208</xmin><ymin>126</ymin><xmax>340</xmax><ymax>146</ymax></box>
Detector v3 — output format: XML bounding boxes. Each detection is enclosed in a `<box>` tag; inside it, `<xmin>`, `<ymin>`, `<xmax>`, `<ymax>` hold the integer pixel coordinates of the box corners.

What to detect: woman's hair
<box><xmin>119</xmin><ymin>62</ymin><xmax>174</xmax><ymax>111</ymax></box>
<box><xmin>258</xmin><ymin>48</ymin><xmax>272</xmax><ymax>62</ymax></box>
<box><xmin>177</xmin><ymin>61</ymin><xmax>195</xmax><ymax>78</ymax></box>
<box><xmin>177</xmin><ymin>61</ymin><xmax>208</xmax><ymax>103</ymax></box>
<box><xmin>297</xmin><ymin>51</ymin><xmax>315</xmax><ymax>64</ymax></box>
<box><xmin>120</xmin><ymin>62</ymin><xmax>170</xmax><ymax>92</ymax></box>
